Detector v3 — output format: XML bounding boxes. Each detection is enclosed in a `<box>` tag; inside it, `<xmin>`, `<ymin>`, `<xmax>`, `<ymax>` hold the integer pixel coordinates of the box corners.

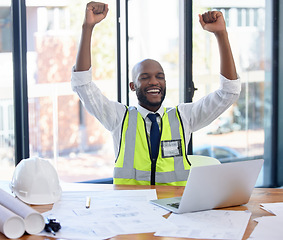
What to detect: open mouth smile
<box><xmin>146</xmin><ymin>88</ymin><xmax>161</xmax><ymax>95</ymax></box>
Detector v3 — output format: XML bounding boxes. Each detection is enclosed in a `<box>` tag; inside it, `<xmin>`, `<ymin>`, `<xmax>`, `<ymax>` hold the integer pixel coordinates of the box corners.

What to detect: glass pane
<box><xmin>128</xmin><ymin>0</ymin><xmax>180</xmax><ymax>106</ymax></box>
<box><xmin>192</xmin><ymin>1</ymin><xmax>266</xmax><ymax>186</ymax></box>
<box><xmin>26</xmin><ymin>1</ymin><xmax>117</xmax><ymax>182</ymax></box>
<box><xmin>0</xmin><ymin>3</ymin><xmax>14</xmax><ymax>181</ymax></box>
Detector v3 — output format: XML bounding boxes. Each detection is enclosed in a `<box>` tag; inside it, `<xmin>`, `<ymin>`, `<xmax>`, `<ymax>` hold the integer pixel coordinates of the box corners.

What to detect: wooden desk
<box><xmin>1</xmin><ymin>185</ymin><xmax>282</xmax><ymax>240</ymax></box>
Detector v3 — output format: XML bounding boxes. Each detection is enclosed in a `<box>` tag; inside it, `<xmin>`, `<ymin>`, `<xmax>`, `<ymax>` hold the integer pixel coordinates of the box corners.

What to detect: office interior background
<box><xmin>0</xmin><ymin>0</ymin><xmax>282</xmax><ymax>187</ymax></box>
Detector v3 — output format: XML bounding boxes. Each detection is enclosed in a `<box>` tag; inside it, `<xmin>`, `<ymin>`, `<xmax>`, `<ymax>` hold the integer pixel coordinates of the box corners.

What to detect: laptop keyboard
<box><xmin>167</xmin><ymin>202</ymin><xmax>180</xmax><ymax>209</ymax></box>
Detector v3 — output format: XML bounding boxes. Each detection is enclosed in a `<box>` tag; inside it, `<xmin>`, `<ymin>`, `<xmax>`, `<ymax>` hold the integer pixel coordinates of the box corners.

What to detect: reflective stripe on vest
<box><xmin>114</xmin><ymin>106</ymin><xmax>190</xmax><ymax>185</ymax></box>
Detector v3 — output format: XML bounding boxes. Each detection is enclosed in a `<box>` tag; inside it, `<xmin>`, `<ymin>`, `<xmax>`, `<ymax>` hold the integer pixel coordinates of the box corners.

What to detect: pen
<box><xmin>86</xmin><ymin>196</ymin><xmax>91</xmax><ymax>209</ymax></box>
<box><xmin>46</xmin><ymin>226</ymin><xmax>56</xmax><ymax>236</ymax></box>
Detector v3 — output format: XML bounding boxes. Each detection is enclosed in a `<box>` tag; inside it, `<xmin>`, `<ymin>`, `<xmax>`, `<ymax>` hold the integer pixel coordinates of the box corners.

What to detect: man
<box><xmin>71</xmin><ymin>2</ymin><xmax>241</xmax><ymax>186</ymax></box>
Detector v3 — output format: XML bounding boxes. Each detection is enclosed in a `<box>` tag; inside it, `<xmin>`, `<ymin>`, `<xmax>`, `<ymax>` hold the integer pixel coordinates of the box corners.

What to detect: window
<box><xmin>128</xmin><ymin>0</ymin><xmax>181</xmax><ymax>107</ymax></box>
<box><xmin>127</xmin><ymin>0</ymin><xmax>267</xmax><ymax>187</ymax></box>
<box><xmin>0</xmin><ymin>3</ymin><xmax>14</xmax><ymax>180</ymax></box>
<box><xmin>192</xmin><ymin>0</ymin><xmax>266</xmax><ymax>186</ymax></box>
<box><xmin>4</xmin><ymin>0</ymin><xmax>282</xmax><ymax>187</ymax></box>
<box><xmin>25</xmin><ymin>0</ymin><xmax>117</xmax><ymax>182</ymax></box>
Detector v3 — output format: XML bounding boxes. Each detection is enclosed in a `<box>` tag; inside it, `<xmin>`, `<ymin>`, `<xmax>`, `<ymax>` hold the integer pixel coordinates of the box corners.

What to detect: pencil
<box><xmin>85</xmin><ymin>196</ymin><xmax>91</xmax><ymax>209</ymax></box>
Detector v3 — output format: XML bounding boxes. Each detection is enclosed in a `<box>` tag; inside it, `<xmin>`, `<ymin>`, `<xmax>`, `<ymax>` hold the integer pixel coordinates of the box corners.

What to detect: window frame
<box><xmin>12</xmin><ymin>0</ymin><xmax>29</xmax><ymax>164</ymax></box>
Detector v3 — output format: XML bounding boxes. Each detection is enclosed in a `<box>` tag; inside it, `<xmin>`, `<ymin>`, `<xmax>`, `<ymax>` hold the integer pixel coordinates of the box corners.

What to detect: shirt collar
<box><xmin>137</xmin><ymin>104</ymin><xmax>164</xmax><ymax>119</ymax></box>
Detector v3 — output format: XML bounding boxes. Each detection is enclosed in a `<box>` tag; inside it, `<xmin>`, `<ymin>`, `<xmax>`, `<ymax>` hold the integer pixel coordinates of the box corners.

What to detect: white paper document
<box><xmin>249</xmin><ymin>216</ymin><xmax>283</xmax><ymax>240</ymax></box>
<box><xmin>154</xmin><ymin>210</ymin><xmax>251</xmax><ymax>240</ymax></box>
<box><xmin>249</xmin><ymin>202</ymin><xmax>283</xmax><ymax>240</ymax></box>
<box><xmin>38</xmin><ymin>188</ymin><xmax>253</xmax><ymax>240</ymax></box>
<box><xmin>260</xmin><ymin>202</ymin><xmax>283</xmax><ymax>216</ymax></box>
<box><xmin>39</xmin><ymin>189</ymin><xmax>172</xmax><ymax>240</ymax></box>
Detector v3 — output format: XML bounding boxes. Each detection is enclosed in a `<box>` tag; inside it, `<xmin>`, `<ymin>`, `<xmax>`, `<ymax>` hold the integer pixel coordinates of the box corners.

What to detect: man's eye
<box><xmin>157</xmin><ymin>75</ymin><xmax>165</xmax><ymax>80</ymax></box>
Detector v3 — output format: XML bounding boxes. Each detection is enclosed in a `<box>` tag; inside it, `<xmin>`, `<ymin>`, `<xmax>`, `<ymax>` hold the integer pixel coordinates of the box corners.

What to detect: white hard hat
<box><xmin>10</xmin><ymin>157</ymin><xmax>62</xmax><ymax>205</ymax></box>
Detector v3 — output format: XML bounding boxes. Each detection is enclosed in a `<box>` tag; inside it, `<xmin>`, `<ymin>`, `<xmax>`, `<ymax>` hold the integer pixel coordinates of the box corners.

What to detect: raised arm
<box><xmin>74</xmin><ymin>2</ymin><xmax>109</xmax><ymax>72</ymax></box>
<box><xmin>199</xmin><ymin>11</ymin><xmax>237</xmax><ymax>80</ymax></box>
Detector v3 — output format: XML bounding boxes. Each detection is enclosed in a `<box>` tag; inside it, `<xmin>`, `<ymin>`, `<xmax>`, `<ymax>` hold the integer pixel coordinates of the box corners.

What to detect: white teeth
<box><xmin>147</xmin><ymin>89</ymin><xmax>160</xmax><ymax>93</ymax></box>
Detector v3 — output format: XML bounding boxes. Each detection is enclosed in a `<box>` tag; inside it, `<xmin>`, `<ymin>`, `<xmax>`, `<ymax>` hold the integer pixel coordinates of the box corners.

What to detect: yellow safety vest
<box><xmin>114</xmin><ymin>107</ymin><xmax>191</xmax><ymax>186</ymax></box>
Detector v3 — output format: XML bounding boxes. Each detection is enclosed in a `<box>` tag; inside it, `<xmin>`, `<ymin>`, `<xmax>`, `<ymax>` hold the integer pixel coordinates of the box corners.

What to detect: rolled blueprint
<box><xmin>0</xmin><ymin>204</ymin><xmax>25</xmax><ymax>239</ymax></box>
<box><xmin>0</xmin><ymin>188</ymin><xmax>45</xmax><ymax>234</ymax></box>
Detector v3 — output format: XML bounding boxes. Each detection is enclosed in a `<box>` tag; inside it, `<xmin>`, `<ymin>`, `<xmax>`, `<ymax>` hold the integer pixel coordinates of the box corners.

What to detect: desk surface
<box><xmin>1</xmin><ymin>184</ymin><xmax>282</xmax><ymax>240</ymax></box>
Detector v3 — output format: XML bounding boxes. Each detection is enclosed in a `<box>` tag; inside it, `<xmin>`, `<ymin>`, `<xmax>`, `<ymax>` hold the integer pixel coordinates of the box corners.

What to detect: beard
<box><xmin>135</xmin><ymin>87</ymin><xmax>166</xmax><ymax>107</ymax></box>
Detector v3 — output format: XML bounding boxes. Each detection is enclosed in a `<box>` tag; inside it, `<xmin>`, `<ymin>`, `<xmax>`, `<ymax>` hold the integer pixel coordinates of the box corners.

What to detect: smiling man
<box><xmin>71</xmin><ymin>2</ymin><xmax>241</xmax><ymax>186</ymax></box>
<box><xmin>130</xmin><ymin>59</ymin><xmax>166</xmax><ymax>112</ymax></box>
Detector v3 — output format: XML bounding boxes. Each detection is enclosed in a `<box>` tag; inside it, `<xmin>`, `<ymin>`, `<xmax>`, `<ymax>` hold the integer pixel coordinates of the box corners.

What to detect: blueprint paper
<box><xmin>154</xmin><ymin>210</ymin><xmax>251</xmax><ymax>239</ymax></box>
<box><xmin>37</xmin><ymin>189</ymin><xmax>174</xmax><ymax>240</ymax></box>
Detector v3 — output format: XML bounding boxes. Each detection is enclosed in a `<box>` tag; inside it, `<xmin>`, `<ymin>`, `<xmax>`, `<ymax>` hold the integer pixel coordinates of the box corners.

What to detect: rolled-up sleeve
<box><xmin>71</xmin><ymin>66</ymin><xmax>93</xmax><ymax>89</ymax></box>
<box><xmin>219</xmin><ymin>74</ymin><xmax>241</xmax><ymax>95</ymax></box>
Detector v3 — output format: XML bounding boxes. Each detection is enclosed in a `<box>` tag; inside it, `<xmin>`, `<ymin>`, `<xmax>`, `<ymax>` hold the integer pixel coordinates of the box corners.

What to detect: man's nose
<box><xmin>148</xmin><ymin>76</ymin><xmax>159</xmax><ymax>85</ymax></box>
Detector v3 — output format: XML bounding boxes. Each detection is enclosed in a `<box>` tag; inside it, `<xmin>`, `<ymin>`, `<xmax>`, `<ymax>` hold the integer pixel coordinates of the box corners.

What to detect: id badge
<box><xmin>161</xmin><ymin>139</ymin><xmax>183</xmax><ymax>158</ymax></box>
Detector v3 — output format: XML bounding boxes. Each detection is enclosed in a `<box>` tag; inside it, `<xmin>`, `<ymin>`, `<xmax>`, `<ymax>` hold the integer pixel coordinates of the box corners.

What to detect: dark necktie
<box><xmin>147</xmin><ymin>113</ymin><xmax>161</xmax><ymax>160</ymax></box>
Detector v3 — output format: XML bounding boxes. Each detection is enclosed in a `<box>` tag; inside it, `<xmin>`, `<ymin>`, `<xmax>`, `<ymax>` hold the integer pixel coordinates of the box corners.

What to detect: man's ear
<box><xmin>129</xmin><ymin>82</ymin><xmax>136</xmax><ymax>91</ymax></box>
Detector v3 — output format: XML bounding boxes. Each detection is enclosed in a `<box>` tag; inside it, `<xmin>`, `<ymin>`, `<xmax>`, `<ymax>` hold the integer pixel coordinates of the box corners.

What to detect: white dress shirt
<box><xmin>71</xmin><ymin>67</ymin><xmax>241</xmax><ymax>157</ymax></box>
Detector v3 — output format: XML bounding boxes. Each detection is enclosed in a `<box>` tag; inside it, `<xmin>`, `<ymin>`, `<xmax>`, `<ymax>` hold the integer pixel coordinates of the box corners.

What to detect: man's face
<box><xmin>131</xmin><ymin>60</ymin><xmax>166</xmax><ymax>112</ymax></box>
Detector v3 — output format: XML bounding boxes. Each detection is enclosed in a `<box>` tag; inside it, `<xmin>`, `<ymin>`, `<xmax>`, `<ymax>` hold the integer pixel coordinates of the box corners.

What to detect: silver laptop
<box><xmin>150</xmin><ymin>159</ymin><xmax>263</xmax><ymax>213</ymax></box>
